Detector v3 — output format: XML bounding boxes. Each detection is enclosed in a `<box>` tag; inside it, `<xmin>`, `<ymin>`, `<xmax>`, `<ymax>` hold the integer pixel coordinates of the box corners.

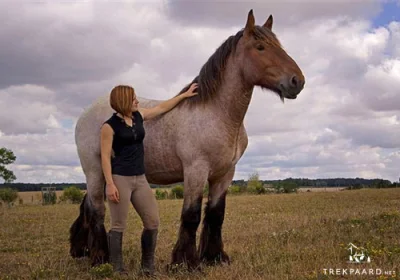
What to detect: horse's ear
<box><xmin>244</xmin><ymin>9</ymin><xmax>255</xmax><ymax>36</ymax></box>
<box><xmin>263</xmin><ymin>15</ymin><xmax>273</xmax><ymax>30</ymax></box>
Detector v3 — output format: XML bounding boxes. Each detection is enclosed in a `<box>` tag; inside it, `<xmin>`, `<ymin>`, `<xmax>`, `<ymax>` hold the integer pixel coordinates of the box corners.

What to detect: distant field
<box><xmin>1</xmin><ymin>188</ymin><xmax>399</xmax><ymax>279</ymax></box>
<box><xmin>298</xmin><ymin>187</ymin><xmax>347</xmax><ymax>192</ymax></box>
<box><xmin>16</xmin><ymin>187</ymin><xmax>346</xmax><ymax>205</ymax></box>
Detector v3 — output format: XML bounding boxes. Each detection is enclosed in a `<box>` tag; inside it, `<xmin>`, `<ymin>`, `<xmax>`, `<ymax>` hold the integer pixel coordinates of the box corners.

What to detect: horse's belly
<box><xmin>142</xmin><ymin>128</ymin><xmax>184</xmax><ymax>185</ymax></box>
<box><xmin>143</xmin><ymin>149</ymin><xmax>184</xmax><ymax>185</ymax></box>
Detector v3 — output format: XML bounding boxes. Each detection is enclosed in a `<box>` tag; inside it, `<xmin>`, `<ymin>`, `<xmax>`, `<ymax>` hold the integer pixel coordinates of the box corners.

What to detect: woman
<box><xmin>100</xmin><ymin>83</ymin><xmax>198</xmax><ymax>276</ymax></box>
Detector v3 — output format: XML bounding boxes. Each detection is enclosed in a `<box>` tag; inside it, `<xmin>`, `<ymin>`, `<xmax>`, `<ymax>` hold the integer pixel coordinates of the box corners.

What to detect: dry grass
<box><xmin>1</xmin><ymin>188</ymin><xmax>399</xmax><ymax>280</ymax></box>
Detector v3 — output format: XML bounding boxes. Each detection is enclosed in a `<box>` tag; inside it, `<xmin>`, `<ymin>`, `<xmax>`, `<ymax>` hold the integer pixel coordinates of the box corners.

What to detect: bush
<box><xmin>60</xmin><ymin>186</ymin><xmax>84</xmax><ymax>204</ymax></box>
<box><xmin>170</xmin><ymin>185</ymin><xmax>184</xmax><ymax>199</ymax></box>
<box><xmin>248</xmin><ymin>184</ymin><xmax>266</xmax><ymax>194</ymax></box>
<box><xmin>155</xmin><ymin>189</ymin><xmax>169</xmax><ymax>200</ymax></box>
<box><xmin>247</xmin><ymin>171</ymin><xmax>265</xmax><ymax>194</ymax></box>
<box><xmin>228</xmin><ymin>185</ymin><xmax>242</xmax><ymax>195</ymax></box>
<box><xmin>0</xmin><ymin>187</ymin><xmax>18</xmax><ymax>207</ymax></box>
<box><xmin>274</xmin><ymin>181</ymin><xmax>299</xmax><ymax>193</ymax></box>
<box><xmin>43</xmin><ymin>191</ymin><xmax>57</xmax><ymax>205</ymax></box>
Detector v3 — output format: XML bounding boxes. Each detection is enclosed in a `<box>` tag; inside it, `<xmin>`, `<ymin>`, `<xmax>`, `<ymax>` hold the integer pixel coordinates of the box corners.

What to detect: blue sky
<box><xmin>372</xmin><ymin>0</ymin><xmax>400</xmax><ymax>27</ymax></box>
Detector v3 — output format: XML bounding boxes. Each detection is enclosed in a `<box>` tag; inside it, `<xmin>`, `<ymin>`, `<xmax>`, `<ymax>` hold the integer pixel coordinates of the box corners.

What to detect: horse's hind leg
<box><xmin>69</xmin><ymin>170</ymin><xmax>109</xmax><ymax>266</ymax></box>
<box><xmin>70</xmin><ymin>193</ymin><xmax>90</xmax><ymax>258</ymax></box>
<box><xmin>86</xmin><ymin>172</ymin><xmax>109</xmax><ymax>266</ymax></box>
<box><xmin>198</xmin><ymin>167</ymin><xmax>234</xmax><ymax>266</ymax></box>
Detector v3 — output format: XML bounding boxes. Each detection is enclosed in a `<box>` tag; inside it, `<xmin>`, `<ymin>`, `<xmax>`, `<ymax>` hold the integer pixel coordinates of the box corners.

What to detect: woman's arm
<box><xmin>100</xmin><ymin>124</ymin><xmax>119</xmax><ymax>202</ymax></box>
<box><xmin>139</xmin><ymin>83</ymin><xmax>198</xmax><ymax>121</ymax></box>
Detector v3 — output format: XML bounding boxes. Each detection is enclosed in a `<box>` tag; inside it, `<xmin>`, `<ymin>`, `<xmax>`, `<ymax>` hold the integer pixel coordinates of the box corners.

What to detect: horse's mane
<box><xmin>176</xmin><ymin>26</ymin><xmax>280</xmax><ymax>107</ymax></box>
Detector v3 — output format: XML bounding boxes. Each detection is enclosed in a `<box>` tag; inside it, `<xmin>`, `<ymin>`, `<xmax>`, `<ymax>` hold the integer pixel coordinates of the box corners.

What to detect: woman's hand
<box><xmin>182</xmin><ymin>83</ymin><xmax>199</xmax><ymax>98</ymax></box>
<box><xmin>106</xmin><ymin>183</ymin><xmax>120</xmax><ymax>203</ymax></box>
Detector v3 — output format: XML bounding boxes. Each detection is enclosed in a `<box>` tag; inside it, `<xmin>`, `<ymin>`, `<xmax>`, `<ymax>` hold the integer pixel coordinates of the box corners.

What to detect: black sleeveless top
<box><xmin>103</xmin><ymin>111</ymin><xmax>145</xmax><ymax>176</ymax></box>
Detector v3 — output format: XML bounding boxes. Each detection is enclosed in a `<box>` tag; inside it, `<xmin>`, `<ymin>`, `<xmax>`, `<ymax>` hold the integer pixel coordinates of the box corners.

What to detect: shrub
<box><xmin>170</xmin><ymin>185</ymin><xmax>184</xmax><ymax>199</ymax></box>
<box><xmin>0</xmin><ymin>187</ymin><xmax>18</xmax><ymax>207</ymax></box>
<box><xmin>42</xmin><ymin>191</ymin><xmax>57</xmax><ymax>205</ymax></box>
<box><xmin>228</xmin><ymin>185</ymin><xmax>242</xmax><ymax>195</ymax></box>
<box><xmin>248</xmin><ymin>184</ymin><xmax>266</xmax><ymax>194</ymax></box>
<box><xmin>60</xmin><ymin>186</ymin><xmax>84</xmax><ymax>204</ymax></box>
<box><xmin>274</xmin><ymin>181</ymin><xmax>299</xmax><ymax>193</ymax></box>
<box><xmin>155</xmin><ymin>189</ymin><xmax>169</xmax><ymax>200</ymax></box>
<box><xmin>247</xmin><ymin>171</ymin><xmax>264</xmax><ymax>194</ymax></box>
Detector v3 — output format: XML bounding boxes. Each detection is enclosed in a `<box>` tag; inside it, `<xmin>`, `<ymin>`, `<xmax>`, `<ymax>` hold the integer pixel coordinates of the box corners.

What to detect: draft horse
<box><xmin>69</xmin><ymin>9</ymin><xmax>305</xmax><ymax>269</ymax></box>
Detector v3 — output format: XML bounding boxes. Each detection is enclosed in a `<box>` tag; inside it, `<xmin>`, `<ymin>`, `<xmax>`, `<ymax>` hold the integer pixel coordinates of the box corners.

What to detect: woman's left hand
<box><xmin>183</xmin><ymin>83</ymin><xmax>199</xmax><ymax>98</ymax></box>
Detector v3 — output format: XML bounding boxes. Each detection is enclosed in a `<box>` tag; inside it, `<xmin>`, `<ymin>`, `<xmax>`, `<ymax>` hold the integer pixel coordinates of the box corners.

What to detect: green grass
<box><xmin>0</xmin><ymin>188</ymin><xmax>399</xmax><ymax>279</ymax></box>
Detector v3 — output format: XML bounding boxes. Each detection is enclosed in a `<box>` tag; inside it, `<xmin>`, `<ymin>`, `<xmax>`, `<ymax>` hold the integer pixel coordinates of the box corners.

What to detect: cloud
<box><xmin>0</xmin><ymin>1</ymin><xmax>163</xmax><ymax>89</ymax></box>
<box><xmin>164</xmin><ymin>0</ymin><xmax>381</xmax><ymax>29</ymax></box>
<box><xmin>0</xmin><ymin>85</ymin><xmax>62</xmax><ymax>134</ymax></box>
<box><xmin>1</xmin><ymin>1</ymin><xmax>399</xmax><ymax>183</ymax></box>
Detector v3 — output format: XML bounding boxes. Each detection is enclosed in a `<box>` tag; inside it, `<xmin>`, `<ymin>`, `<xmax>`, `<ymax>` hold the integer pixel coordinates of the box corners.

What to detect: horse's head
<box><xmin>238</xmin><ymin>10</ymin><xmax>305</xmax><ymax>100</ymax></box>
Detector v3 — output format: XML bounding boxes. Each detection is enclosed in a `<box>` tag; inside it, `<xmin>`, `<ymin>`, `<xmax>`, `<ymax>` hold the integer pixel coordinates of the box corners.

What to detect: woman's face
<box><xmin>131</xmin><ymin>94</ymin><xmax>139</xmax><ymax>111</ymax></box>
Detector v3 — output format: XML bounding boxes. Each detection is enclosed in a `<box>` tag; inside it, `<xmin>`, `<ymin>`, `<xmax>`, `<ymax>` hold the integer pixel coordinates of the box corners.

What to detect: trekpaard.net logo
<box><xmin>322</xmin><ymin>243</ymin><xmax>396</xmax><ymax>277</ymax></box>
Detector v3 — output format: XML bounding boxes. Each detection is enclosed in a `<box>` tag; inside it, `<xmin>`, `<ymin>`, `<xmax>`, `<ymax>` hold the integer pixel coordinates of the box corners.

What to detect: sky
<box><xmin>0</xmin><ymin>0</ymin><xmax>399</xmax><ymax>184</ymax></box>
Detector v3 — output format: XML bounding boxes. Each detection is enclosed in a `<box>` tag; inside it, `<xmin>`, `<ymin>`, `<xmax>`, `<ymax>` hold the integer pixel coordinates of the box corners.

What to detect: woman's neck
<box><xmin>117</xmin><ymin>112</ymin><xmax>132</xmax><ymax>119</ymax></box>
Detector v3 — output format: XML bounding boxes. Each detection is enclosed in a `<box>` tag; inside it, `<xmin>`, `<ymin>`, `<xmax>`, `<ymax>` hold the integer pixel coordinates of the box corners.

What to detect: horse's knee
<box><xmin>204</xmin><ymin>193</ymin><xmax>227</xmax><ymax>228</ymax></box>
<box><xmin>181</xmin><ymin>196</ymin><xmax>202</xmax><ymax>232</ymax></box>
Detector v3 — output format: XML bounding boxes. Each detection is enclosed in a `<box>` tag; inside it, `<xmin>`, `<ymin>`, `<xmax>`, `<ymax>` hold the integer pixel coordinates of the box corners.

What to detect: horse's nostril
<box><xmin>290</xmin><ymin>75</ymin><xmax>298</xmax><ymax>88</ymax></box>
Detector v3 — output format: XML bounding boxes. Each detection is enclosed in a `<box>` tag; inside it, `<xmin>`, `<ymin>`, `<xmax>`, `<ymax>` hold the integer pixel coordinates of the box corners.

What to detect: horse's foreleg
<box><xmin>170</xmin><ymin>164</ymin><xmax>208</xmax><ymax>270</ymax></box>
<box><xmin>198</xmin><ymin>167</ymin><xmax>234</xmax><ymax>266</ymax></box>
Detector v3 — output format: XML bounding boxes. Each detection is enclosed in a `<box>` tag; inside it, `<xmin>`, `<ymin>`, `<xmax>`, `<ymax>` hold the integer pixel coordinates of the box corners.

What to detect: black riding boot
<box><xmin>108</xmin><ymin>230</ymin><xmax>127</xmax><ymax>274</ymax></box>
<box><xmin>141</xmin><ymin>228</ymin><xmax>158</xmax><ymax>276</ymax></box>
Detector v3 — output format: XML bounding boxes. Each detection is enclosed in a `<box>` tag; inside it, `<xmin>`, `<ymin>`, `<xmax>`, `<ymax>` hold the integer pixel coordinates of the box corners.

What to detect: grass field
<box><xmin>16</xmin><ymin>187</ymin><xmax>347</xmax><ymax>205</ymax></box>
<box><xmin>0</xmin><ymin>188</ymin><xmax>399</xmax><ymax>279</ymax></box>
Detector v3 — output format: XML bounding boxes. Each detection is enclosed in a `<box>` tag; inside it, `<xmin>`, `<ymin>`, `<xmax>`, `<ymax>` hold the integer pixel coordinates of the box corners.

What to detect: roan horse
<box><xmin>69</xmin><ymin>10</ymin><xmax>305</xmax><ymax>270</ymax></box>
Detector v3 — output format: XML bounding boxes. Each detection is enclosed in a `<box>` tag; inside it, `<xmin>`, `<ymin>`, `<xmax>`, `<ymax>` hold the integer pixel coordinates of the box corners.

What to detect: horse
<box><xmin>69</xmin><ymin>9</ymin><xmax>305</xmax><ymax>270</ymax></box>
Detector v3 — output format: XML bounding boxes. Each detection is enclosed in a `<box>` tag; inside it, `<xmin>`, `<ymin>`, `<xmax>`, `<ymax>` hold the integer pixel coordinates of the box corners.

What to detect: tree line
<box><xmin>231</xmin><ymin>177</ymin><xmax>397</xmax><ymax>188</ymax></box>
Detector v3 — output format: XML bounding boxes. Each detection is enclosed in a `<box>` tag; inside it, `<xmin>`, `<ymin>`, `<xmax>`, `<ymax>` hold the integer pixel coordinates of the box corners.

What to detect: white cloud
<box><xmin>0</xmin><ymin>85</ymin><xmax>63</xmax><ymax>134</ymax></box>
<box><xmin>0</xmin><ymin>1</ymin><xmax>399</xmax><ymax>183</ymax></box>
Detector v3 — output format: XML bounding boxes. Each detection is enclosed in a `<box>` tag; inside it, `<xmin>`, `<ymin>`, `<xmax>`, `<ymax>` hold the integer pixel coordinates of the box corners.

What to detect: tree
<box><xmin>247</xmin><ymin>171</ymin><xmax>265</xmax><ymax>194</ymax></box>
<box><xmin>0</xmin><ymin>148</ymin><xmax>17</xmax><ymax>183</ymax></box>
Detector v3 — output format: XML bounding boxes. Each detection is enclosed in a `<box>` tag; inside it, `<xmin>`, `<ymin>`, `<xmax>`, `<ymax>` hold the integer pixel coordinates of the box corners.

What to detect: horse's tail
<box><xmin>69</xmin><ymin>193</ymin><xmax>90</xmax><ymax>258</ymax></box>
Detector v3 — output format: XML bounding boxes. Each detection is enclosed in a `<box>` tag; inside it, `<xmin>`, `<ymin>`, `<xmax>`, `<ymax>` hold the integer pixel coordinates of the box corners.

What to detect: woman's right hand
<box><xmin>106</xmin><ymin>183</ymin><xmax>120</xmax><ymax>203</ymax></box>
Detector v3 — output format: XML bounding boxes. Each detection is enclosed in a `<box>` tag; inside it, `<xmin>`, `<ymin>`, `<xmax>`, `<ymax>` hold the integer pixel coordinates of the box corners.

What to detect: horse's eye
<box><xmin>256</xmin><ymin>44</ymin><xmax>265</xmax><ymax>51</ymax></box>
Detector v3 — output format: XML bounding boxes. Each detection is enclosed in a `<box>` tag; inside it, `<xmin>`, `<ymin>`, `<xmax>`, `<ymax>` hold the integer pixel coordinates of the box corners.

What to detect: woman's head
<box><xmin>109</xmin><ymin>85</ymin><xmax>139</xmax><ymax>117</ymax></box>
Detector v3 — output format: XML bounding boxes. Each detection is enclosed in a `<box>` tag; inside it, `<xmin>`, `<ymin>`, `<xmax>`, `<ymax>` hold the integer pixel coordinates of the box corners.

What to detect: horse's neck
<box><xmin>211</xmin><ymin>58</ymin><xmax>253</xmax><ymax>129</ymax></box>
